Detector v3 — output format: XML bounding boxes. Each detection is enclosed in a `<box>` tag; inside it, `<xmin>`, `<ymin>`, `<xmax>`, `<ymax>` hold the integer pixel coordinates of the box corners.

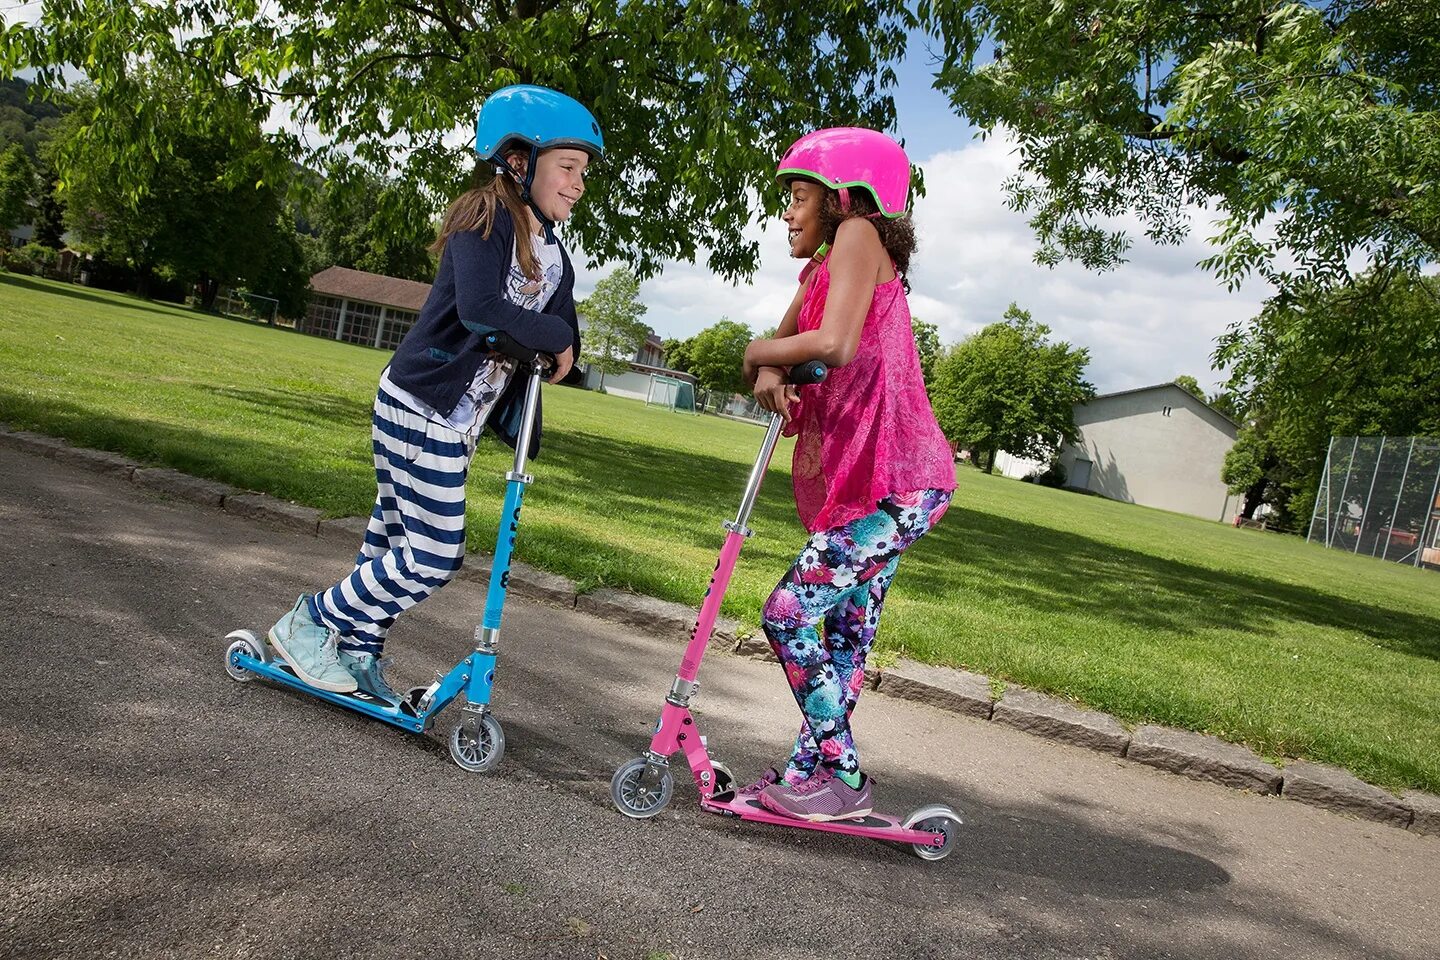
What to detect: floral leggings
<box><xmin>761</xmin><ymin>488</ymin><xmax>952</xmax><ymax>780</ymax></box>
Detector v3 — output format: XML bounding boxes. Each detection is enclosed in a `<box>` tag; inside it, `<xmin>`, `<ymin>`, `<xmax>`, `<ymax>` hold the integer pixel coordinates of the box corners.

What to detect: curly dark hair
<box><xmin>815</xmin><ymin>186</ymin><xmax>917</xmax><ymax>291</ymax></box>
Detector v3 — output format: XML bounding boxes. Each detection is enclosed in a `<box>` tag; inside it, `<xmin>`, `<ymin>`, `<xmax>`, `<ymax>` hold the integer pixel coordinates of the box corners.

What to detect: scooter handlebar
<box><xmin>788</xmin><ymin>360</ymin><xmax>828</xmax><ymax>386</ymax></box>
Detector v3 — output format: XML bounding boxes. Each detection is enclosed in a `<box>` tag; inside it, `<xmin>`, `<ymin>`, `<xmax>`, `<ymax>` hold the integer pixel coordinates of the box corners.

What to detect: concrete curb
<box><xmin>1127</xmin><ymin>725</ymin><xmax>1282</xmax><ymax>795</ymax></box>
<box><xmin>1281</xmin><ymin>761</ymin><xmax>1414</xmax><ymax>828</ymax></box>
<box><xmin>132</xmin><ymin>467</ymin><xmax>237</xmax><ymax>508</ymax></box>
<box><xmin>5</xmin><ymin>424</ymin><xmax>1439</xmax><ymax>838</ymax></box>
<box><xmin>224</xmin><ymin>493</ymin><xmax>323</xmax><ymax>535</ymax></box>
<box><xmin>990</xmin><ymin>687</ymin><xmax>1131</xmax><ymax>756</ymax></box>
<box><xmin>1402</xmin><ymin>791</ymin><xmax>1440</xmax><ymax>838</ymax></box>
<box><xmin>879</xmin><ymin>659</ymin><xmax>994</xmax><ymax>720</ymax></box>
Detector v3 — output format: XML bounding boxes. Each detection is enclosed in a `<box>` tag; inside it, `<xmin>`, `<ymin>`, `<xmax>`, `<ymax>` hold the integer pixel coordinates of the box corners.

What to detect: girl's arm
<box><xmin>743</xmin><ymin>218</ymin><xmax>886</xmax><ymax>378</ymax></box>
<box><xmin>448</xmin><ymin>227</ymin><xmax>574</xmax><ymax>354</ymax></box>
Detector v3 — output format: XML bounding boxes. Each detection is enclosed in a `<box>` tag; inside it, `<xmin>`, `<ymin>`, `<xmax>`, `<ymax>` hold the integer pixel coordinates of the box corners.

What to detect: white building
<box><xmin>999</xmin><ymin>383</ymin><xmax>1242</xmax><ymax>522</ymax></box>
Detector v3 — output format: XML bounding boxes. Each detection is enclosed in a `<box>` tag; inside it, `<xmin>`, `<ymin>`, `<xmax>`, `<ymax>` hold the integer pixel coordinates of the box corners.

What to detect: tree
<box><xmin>5</xmin><ymin>2</ymin><xmax>922</xmax><ymax>281</ymax></box>
<box><xmin>925</xmin><ymin>1</ymin><xmax>1440</xmax><ymax>310</ymax></box>
<box><xmin>662</xmin><ymin>336</ymin><xmax>695</xmax><ymax>374</ymax></box>
<box><xmin>304</xmin><ymin>162</ymin><xmax>436</xmax><ymax>283</ymax></box>
<box><xmin>0</xmin><ymin>141</ymin><xmax>33</xmax><ymax>236</ymax></box>
<box><xmin>579</xmin><ymin>268</ymin><xmax>649</xmax><ymax>389</ymax></box>
<box><xmin>913</xmin><ymin>317</ymin><xmax>942</xmax><ymax>388</ymax></box>
<box><xmin>1219</xmin><ymin>271</ymin><xmax>1440</xmax><ymax>528</ymax></box>
<box><xmin>1173</xmin><ymin>375</ymin><xmax>1205</xmax><ymax>401</ymax></box>
<box><xmin>688</xmin><ymin>319</ymin><xmax>753</xmax><ymax>408</ymax></box>
<box><xmin>47</xmin><ymin>79</ymin><xmax>294</xmax><ymax>306</ymax></box>
<box><xmin>930</xmin><ymin>303</ymin><xmax>1094</xmax><ymax>473</ymax></box>
<box><xmin>1207</xmin><ymin>389</ymin><xmax>1243</xmax><ymax>422</ymax></box>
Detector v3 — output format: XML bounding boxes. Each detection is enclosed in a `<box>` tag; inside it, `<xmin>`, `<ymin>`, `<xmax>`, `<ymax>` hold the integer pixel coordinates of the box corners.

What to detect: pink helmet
<box><xmin>776</xmin><ymin>127</ymin><xmax>911</xmax><ymax>218</ymax></box>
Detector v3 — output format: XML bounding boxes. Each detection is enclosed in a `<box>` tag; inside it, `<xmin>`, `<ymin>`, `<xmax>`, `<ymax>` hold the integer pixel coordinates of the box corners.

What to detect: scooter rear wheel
<box><xmin>611</xmin><ymin>757</ymin><xmax>673</xmax><ymax>819</ymax></box>
<box><xmin>448</xmin><ymin>713</ymin><xmax>505</xmax><ymax>773</ymax></box>
<box><xmin>903</xmin><ymin>804</ymin><xmax>962</xmax><ymax>861</ymax></box>
<box><xmin>223</xmin><ymin>632</ymin><xmax>265</xmax><ymax>683</ymax></box>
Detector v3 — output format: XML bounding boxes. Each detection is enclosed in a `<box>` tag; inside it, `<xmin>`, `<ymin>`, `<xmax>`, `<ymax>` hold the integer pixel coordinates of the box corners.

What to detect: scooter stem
<box><xmin>478</xmin><ymin>359</ymin><xmax>545</xmax><ymax>643</ymax></box>
<box><xmin>728</xmin><ymin>415</ymin><xmax>786</xmax><ymax>536</ymax></box>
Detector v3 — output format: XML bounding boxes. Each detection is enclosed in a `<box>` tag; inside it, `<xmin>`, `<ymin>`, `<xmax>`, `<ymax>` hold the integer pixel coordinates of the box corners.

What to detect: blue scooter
<box><xmin>223</xmin><ymin>331</ymin><xmax>549</xmax><ymax>773</ymax></box>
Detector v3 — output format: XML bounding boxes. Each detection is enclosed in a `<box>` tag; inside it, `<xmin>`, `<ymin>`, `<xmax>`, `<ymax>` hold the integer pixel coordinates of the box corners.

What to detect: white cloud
<box><xmin>578</xmin><ymin>132</ymin><xmax>1276</xmax><ymax>395</ymax></box>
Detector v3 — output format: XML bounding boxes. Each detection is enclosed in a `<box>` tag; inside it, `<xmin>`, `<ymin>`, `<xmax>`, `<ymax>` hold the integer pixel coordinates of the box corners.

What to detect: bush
<box><xmin>1026</xmin><ymin>460</ymin><xmax>1068</xmax><ymax>488</ymax></box>
<box><xmin>5</xmin><ymin>242</ymin><xmax>58</xmax><ymax>275</ymax></box>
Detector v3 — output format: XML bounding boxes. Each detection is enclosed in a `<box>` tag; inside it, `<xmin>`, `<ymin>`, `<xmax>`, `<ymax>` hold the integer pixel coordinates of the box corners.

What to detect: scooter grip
<box><xmin>788</xmin><ymin>360</ymin><xmax>828</xmax><ymax>386</ymax></box>
<box><xmin>483</xmin><ymin>330</ymin><xmax>543</xmax><ymax>366</ymax></box>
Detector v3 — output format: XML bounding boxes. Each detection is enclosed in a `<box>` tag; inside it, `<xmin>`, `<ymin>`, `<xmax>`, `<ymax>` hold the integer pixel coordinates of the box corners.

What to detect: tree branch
<box><xmin>393</xmin><ymin>1</ymin><xmax>470</xmax><ymax>47</ymax></box>
<box><xmin>342</xmin><ymin>49</ymin><xmax>464</xmax><ymax>95</ymax></box>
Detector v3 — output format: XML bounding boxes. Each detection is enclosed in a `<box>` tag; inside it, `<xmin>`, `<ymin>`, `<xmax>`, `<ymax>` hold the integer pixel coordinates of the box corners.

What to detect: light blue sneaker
<box><xmin>267</xmin><ymin>595</ymin><xmax>357</xmax><ymax>693</ymax></box>
<box><xmin>338</xmin><ymin>650</ymin><xmax>400</xmax><ymax>704</ymax></box>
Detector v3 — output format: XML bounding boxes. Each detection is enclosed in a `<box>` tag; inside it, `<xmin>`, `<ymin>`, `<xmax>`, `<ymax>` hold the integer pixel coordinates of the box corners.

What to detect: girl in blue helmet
<box><xmin>265</xmin><ymin>85</ymin><xmax>604</xmax><ymax>699</ymax></box>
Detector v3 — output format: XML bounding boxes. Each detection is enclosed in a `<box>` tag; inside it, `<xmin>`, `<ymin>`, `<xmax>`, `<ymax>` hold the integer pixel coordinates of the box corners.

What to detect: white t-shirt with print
<box><xmin>387</xmin><ymin>231</ymin><xmax>565</xmax><ymax>437</ymax></box>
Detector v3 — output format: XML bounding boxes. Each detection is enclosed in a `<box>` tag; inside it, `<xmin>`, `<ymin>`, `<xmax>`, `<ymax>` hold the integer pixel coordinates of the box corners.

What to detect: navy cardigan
<box><xmin>387</xmin><ymin>206</ymin><xmax>582</xmax><ymax>459</ymax></box>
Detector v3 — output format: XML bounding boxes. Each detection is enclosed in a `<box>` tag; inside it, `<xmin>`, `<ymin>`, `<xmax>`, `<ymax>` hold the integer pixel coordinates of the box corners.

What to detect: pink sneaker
<box><xmin>759</xmin><ymin>768</ymin><xmax>873</xmax><ymax>822</ymax></box>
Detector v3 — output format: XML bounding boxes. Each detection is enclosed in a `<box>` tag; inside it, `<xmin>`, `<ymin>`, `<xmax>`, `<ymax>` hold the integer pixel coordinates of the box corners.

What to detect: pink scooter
<box><xmin>609</xmin><ymin>361</ymin><xmax>961</xmax><ymax>861</ymax></box>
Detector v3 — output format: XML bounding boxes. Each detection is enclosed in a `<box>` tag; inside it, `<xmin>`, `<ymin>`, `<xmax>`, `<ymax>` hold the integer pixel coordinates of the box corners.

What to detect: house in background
<box><xmin>996</xmin><ymin>382</ymin><xmax>1241</xmax><ymax>522</ymax></box>
<box><xmin>576</xmin><ymin>320</ymin><xmax>690</xmax><ymax>399</ymax></box>
<box><xmin>303</xmin><ymin>266</ymin><xmax>431</xmax><ymax>350</ymax></box>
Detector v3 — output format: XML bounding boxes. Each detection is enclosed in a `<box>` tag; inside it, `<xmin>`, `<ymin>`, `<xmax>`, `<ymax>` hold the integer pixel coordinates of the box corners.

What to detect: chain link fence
<box><xmin>1307</xmin><ymin>436</ymin><xmax>1440</xmax><ymax>570</ymax></box>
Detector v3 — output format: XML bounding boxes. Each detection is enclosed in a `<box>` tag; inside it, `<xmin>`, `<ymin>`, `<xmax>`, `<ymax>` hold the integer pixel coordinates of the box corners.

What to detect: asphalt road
<box><xmin>2</xmin><ymin>446</ymin><xmax>1436</xmax><ymax>960</ymax></box>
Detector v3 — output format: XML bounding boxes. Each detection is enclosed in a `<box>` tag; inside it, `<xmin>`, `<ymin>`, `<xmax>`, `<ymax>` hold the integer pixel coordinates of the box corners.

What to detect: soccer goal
<box><xmin>645</xmin><ymin>373</ymin><xmax>698</xmax><ymax>414</ymax></box>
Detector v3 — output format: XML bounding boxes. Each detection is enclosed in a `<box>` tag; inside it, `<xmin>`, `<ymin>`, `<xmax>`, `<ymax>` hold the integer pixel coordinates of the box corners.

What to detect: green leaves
<box><xmin>0</xmin><ymin>141</ymin><xmax>34</xmax><ymax>232</ymax></box>
<box><xmin>926</xmin><ymin>0</ymin><xmax>1440</xmax><ymax>302</ymax></box>
<box><xmin>4</xmin><ymin>0</ymin><xmax>918</xmax><ymax>281</ymax></box>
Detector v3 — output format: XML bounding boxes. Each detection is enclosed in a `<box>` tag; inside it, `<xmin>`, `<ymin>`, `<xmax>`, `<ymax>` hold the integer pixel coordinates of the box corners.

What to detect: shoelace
<box><xmin>788</xmin><ymin>770</ymin><xmax>835</xmax><ymax>795</ymax></box>
<box><xmin>373</xmin><ymin>656</ymin><xmax>394</xmax><ymax>683</ymax></box>
<box><xmin>741</xmin><ymin>773</ymin><xmax>777</xmax><ymax>795</ymax></box>
<box><xmin>318</xmin><ymin>630</ymin><xmax>344</xmax><ymax>668</ymax></box>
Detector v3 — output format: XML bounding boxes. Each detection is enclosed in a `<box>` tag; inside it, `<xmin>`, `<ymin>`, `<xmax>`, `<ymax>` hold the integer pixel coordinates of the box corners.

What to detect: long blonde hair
<box><xmin>431</xmin><ymin>148</ymin><xmax>540</xmax><ymax>280</ymax></box>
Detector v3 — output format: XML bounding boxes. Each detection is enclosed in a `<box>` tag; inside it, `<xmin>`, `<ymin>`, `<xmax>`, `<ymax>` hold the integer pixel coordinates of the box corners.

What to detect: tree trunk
<box><xmin>1240</xmin><ymin>478</ymin><xmax>1269</xmax><ymax>520</ymax></box>
<box><xmin>197</xmin><ymin>272</ymin><xmax>221</xmax><ymax>311</ymax></box>
<box><xmin>984</xmin><ymin>446</ymin><xmax>997</xmax><ymax>474</ymax></box>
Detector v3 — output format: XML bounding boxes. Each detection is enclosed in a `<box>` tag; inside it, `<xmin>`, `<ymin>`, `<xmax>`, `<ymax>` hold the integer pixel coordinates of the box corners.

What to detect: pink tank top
<box><xmin>786</xmin><ymin>258</ymin><xmax>957</xmax><ymax>533</ymax></box>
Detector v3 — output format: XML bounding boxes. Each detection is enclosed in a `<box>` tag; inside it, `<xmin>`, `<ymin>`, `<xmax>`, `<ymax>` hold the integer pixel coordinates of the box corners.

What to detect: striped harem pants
<box><xmin>309</xmin><ymin>383</ymin><xmax>473</xmax><ymax>657</ymax></box>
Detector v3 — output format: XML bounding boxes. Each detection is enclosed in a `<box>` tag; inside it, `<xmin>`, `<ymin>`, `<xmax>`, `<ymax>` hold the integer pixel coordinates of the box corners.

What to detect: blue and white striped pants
<box><xmin>310</xmin><ymin>385</ymin><xmax>473</xmax><ymax>656</ymax></box>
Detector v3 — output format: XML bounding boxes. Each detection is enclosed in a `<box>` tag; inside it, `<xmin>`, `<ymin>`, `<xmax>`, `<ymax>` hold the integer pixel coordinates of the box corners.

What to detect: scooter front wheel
<box><xmin>903</xmin><ymin>804</ymin><xmax>962</xmax><ymax>862</ymax></box>
<box><xmin>448</xmin><ymin>713</ymin><xmax>505</xmax><ymax>773</ymax></box>
<box><xmin>611</xmin><ymin>757</ymin><xmax>673</xmax><ymax>819</ymax></box>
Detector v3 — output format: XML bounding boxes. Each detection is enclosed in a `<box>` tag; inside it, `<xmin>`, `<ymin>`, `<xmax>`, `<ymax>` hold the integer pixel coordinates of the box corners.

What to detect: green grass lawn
<box><xmin>4</xmin><ymin>272</ymin><xmax>1439</xmax><ymax>793</ymax></box>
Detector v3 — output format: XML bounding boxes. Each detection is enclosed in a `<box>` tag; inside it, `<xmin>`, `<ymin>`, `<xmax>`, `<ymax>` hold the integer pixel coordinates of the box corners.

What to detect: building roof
<box><xmin>309</xmin><ymin>266</ymin><xmax>432</xmax><ymax>312</ymax></box>
<box><xmin>1085</xmin><ymin>382</ymin><xmax>1239</xmax><ymax>429</ymax></box>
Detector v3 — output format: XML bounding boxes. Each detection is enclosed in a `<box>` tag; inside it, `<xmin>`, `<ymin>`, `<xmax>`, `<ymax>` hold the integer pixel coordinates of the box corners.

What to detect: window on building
<box><xmin>379</xmin><ymin>309</ymin><xmax>417</xmax><ymax>351</ymax></box>
<box><xmin>340</xmin><ymin>301</ymin><xmax>382</xmax><ymax>346</ymax></box>
<box><xmin>306</xmin><ymin>295</ymin><xmax>341</xmax><ymax>338</ymax></box>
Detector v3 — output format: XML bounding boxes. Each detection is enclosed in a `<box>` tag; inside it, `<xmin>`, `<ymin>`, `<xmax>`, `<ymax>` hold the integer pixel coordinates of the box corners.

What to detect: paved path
<box><xmin>2</xmin><ymin>446</ymin><xmax>1436</xmax><ymax>960</ymax></box>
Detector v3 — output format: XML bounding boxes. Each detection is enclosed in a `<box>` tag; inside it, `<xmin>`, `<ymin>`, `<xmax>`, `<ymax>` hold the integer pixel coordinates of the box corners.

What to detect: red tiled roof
<box><xmin>309</xmin><ymin>266</ymin><xmax>432</xmax><ymax>312</ymax></box>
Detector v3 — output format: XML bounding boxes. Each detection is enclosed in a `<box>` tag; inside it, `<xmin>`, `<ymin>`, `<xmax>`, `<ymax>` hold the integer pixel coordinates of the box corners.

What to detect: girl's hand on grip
<box><xmin>547</xmin><ymin>345</ymin><xmax>574</xmax><ymax>384</ymax></box>
<box><xmin>753</xmin><ymin>367</ymin><xmax>799</xmax><ymax>423</ymax></box>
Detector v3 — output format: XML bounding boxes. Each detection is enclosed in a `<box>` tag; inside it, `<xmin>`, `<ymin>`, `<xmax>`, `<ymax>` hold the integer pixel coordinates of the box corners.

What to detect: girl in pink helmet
<box><xmin>738</xmin><ymin>127</ymin><xmax>957</xmax><ymax>822</ymax></box>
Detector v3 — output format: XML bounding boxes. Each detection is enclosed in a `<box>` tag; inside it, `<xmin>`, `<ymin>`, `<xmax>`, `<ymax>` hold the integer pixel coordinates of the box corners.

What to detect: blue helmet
<box><xmin>475</xmin><ymin>84</ymin><xmax>605</xmax><ymax>163</ymax></box>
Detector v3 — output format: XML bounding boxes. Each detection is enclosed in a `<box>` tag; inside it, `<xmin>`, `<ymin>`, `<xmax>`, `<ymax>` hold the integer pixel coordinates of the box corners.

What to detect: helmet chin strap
<box><xmin>504</xmin><ymin>145</ymin><xmax>558</xmax><ymax>244</ymax></box>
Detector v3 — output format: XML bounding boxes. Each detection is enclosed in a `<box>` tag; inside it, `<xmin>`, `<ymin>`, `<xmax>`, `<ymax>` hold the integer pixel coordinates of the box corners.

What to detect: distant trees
<box><xmin>931</xmin><ymin>304</ymin><xmax>1094</xmax><ymax>473</ymax></box>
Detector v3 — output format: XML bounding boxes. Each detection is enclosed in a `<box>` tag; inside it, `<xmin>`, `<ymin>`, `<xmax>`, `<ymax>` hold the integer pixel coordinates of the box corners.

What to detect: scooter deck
<box><xmin>233</xmin><ymin>652</ymin><xmax>427</xmax><ymax>733</ymax></box>
<box><xmin>700</xmin><ymin>793</ymin><xmax>946</xmax><ymax>850</ymax></box>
